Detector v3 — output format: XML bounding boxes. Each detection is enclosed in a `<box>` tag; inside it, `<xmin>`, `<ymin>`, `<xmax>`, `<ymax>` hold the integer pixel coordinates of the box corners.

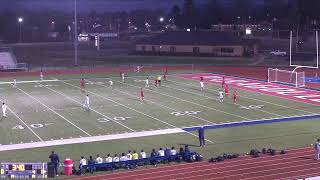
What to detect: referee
<box><xmin>198</xmin><ymin>126</ymin><xmax>205</xmax><ymax>147</ymax></box>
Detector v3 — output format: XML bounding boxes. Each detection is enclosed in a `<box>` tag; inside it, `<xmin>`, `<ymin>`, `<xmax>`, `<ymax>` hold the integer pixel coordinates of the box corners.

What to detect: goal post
<box><xmin>268</xmin><ymin>68</ymin><xmax>305</xmax><ymax>87</ymax></box>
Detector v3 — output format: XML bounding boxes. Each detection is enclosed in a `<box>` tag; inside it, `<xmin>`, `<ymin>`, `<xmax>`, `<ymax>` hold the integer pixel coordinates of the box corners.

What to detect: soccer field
<box><xmin>0</xmin><ymin>72</ymin><xmax>320</xmax><ymax>163</ymax></box>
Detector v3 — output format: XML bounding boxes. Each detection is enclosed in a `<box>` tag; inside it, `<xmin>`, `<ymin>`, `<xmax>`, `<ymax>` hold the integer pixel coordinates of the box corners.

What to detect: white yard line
<box><xmin>16</xmin><ymin>87</ymin><xmax>92</xmax><ymax>137</ymax></box>
<box><xmin>0</xmin><ymin>128</ymin><xmax>185</xmax><ymax>151</ymax></box>
<box><xmin>127</xmin><ymin>77</ymin><xmax>250</xmax><ymax>120</ymax></box>
<box><xmin>40</xmin><ymin>83</ymin><xmax>135</xmax><ymax>132</ymax></box>
<box><xmin>87</xmin><ymin>80</ymin><xmax>213</xmax><ymax>124</ymax></box>
<box><xmin>7</xmin><ymin>106</ymin><xmax>44</xmax><ymax>142</ymax></box>
<box><xmin>60</xmin><ymin>80</ymin><xmax>213</xmax><ymax>143</ymax></box>
<box><xmin>168</xmin><ymin>77</ymin><xmax>316</xmax><ymax>115</ymax></box>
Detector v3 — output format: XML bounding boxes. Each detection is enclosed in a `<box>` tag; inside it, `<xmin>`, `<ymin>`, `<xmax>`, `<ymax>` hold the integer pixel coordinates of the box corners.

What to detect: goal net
<box><xmin>268</xmin><ymin>68</ymin><xmax>305</xmax><ymax>87</ymax></box>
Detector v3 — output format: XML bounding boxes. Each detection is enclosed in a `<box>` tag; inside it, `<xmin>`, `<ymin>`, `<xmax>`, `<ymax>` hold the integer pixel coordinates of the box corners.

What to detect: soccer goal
<box><xmin>268</xmin><ymin>68</ymin><xmax>305</xmax><ymax>87</ymax></box>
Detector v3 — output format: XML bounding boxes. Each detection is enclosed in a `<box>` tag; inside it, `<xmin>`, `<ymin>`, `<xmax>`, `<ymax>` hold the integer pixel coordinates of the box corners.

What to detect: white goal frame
<box><xmin>268</xmin><ymin>68</ymin><xmax>305</xmax><ymax>87</ymax></box>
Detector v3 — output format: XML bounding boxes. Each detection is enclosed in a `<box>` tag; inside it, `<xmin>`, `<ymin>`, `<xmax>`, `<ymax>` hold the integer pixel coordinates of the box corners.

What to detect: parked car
<box><xmin>270</xmin><ymin>50</ymin><xmax>287</xmax><ymax>56</ymax></box>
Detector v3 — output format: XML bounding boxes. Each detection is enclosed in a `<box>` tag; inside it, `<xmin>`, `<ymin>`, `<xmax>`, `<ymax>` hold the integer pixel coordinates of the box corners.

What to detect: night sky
<box><xmin>0</xmin><ymin>0</ymin><xmax>198</xmax><ymax>12</ymax></box>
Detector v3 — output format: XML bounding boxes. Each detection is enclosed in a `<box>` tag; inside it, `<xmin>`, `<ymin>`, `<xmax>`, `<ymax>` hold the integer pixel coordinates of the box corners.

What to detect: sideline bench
<box><xmin>81</xmin><ymin>152</ymin><xmax>197</xmax><ymax>174</ymax></box>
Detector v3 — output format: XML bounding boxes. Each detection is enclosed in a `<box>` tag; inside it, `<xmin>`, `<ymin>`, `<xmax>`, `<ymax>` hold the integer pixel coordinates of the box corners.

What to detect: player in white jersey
<box><xmin>121</xmin><ymin>73</ymin><xmax>125</xmax><ymax>83</ymax></box>
<box><xmin>200</xmin><ymin>81</ymin><xmax>204</xmax><ymax>91</ymax></box>
<box><xmin>145</xmin><ymin>78</ymin><xmax>149</xmax><ymax>88</ymax></box>
<box><xmin>12</xmin><ymin>78</ymin><xmax>17</xmax><ymax>88</ymax></box>
<box><xmin>40</xmin><ymin>71</ymin><xmax>44</xmax><ymax>81</ymax></box>
<box><xmin>83</xmin><ymin>94</ymin><xmax>90</xmax><ymax>110</ymax></box>
<box><xmin>2</xmin><ymin>102</ymin><xmax>7</xmax><ymax>117</ymax></box>
<box><xmin>219</xmin><ymin>91</ymin><xmax>224</xmax><ymax>102</ymax></box>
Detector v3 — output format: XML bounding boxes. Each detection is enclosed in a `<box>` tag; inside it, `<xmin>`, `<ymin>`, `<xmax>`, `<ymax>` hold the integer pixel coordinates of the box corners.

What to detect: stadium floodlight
<box><xmin>159</xmin><ymin>17</ymin><xmax>164</xmax><ymax>22</ymax></box>
<box><xmin>18</xmin><ymin>17</ymin><xmax>23</xmax><ymax>43</ymax></box>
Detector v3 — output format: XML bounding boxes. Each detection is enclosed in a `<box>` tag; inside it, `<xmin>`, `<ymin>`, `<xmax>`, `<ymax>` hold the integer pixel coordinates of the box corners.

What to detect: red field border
<box><xmin>70</xmin><ymin>146</ymin><xmax>320</xmax><ymax>180</ymax></box>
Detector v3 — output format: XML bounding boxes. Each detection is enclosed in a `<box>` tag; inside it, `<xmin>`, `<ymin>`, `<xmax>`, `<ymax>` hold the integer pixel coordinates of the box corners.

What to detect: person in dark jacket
<box><xmin>198</xmin><ymin>126</ymin><xmax>205</xmax><ymax>147</ymax></box>
<box><xmin>49</xmin><ymin>151</ymin><xmax>60</xmax><ymax>177</ymax></box>
<box><xmin>87</xmin><ymin>156</ymin><xmax>95</xmax><ymax>173</ymax></box>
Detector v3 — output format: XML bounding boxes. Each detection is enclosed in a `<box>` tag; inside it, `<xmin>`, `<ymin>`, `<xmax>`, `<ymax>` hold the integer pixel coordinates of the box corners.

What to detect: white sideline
<box><xmin>0</xmin><ymin>128</ymin><xmax>185</xmax><ymax>151</ymax></box>
<box><xmin>0</xmin><ymin>79</ymin><xmax>58</xmax><ymax>85</ymax></box>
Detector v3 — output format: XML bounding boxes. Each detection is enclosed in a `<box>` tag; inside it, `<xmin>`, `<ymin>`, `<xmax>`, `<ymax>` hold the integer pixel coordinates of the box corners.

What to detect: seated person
<box><xmin>112</xmin><ymin>154</ymin><xmax>120</xmax><ymax>169</ymax></box>
<box><xmin>150</xmin><ymin>149</ymin><xmax>157</xmax><ymax>158</ymax></box>
<box><xmin>113</xmin><ymin>154</ymin><xmax>120</xmax><ymax>162</ymax></box>
<box><xmin>120</xmin><ymin>153</ymin><xmax>128</xmax><ymax>162</ymax></box>
<box><xmin>158</xmin><ymin>148</ymin><xmax>165</xmax><ymax>157</ymax></box>
<box><xmin>127</xmin><ymin>150</ymin><xmax>133</xmax><ymax>160</ymax></box>
<box><xmin>165</xmin><ymin>147</ymin><xmax>171</xmax><ymax>156</ymax></box>
<box><xmin>170</xmin><ymin>146</ymin><xmax>177</xmax><ymax>155</ymax></box>
<box><xmin>132</xmin><ymin>150</ymin><xmax>139</xmax><ymax>160</ymax></box>
<box><xmin>79</xmin><ymin>156</ymin><xmax>87</xmax><ymax>171</ymax></box>
<box><xmin>96</xmin><ymin>154</ymin><xmax>103</xmax><ymax>164</ymax></box>
<box><xmin>87</xmin><ymin>156</ymin><xmax>95</xmax><ymax>173</ymax></box>
<box><xmin>140</xmin><ymin>150</ymin><xmax>147</xmax><ymax>159</ymax></box>
<box><xmin>184</xmin><ymin>145</ymin><xmax>191</xmax><ymax>154</ymax></box>
<box><xmin>106</xmin><ymin>154</ymin><xmax>113</xmax><ymax>163</ymax></box>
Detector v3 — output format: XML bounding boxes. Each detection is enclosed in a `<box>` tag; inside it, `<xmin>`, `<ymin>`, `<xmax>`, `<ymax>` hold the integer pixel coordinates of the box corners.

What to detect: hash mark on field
<box><xmin>16</xmin><ymin>87</ymin><xmax>92</xmax><ymax>137</ymax></box>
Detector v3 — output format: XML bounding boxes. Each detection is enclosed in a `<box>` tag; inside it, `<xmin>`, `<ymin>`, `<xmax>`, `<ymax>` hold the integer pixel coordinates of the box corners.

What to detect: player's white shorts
<box><xmin>200</xmin><ymin>82</ymin><xmax>204</xmax><ymax>88</ymax></box>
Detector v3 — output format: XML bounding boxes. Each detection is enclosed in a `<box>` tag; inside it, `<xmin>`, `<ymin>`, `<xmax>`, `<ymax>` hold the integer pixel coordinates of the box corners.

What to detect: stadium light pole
<box><xmin>74</xmin><ymin>0</ymin><xmax>78</xmax><ymax>66</ymax></box>
<box><xmin>18</xmin><ymin>17</ymin><xmax>23</xmax><ymax>43</ymax></box>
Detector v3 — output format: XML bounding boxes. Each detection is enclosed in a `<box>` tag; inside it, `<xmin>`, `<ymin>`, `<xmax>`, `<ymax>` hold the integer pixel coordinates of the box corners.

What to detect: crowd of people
<box><xmin>78</xmin><ymin>145</ymin><xmax>193</xmax><ymax>169</ymax></box>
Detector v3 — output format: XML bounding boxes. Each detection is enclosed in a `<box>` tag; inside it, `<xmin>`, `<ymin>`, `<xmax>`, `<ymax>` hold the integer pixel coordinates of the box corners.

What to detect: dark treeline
<box><xmin>0</xmin><ymin>0</ymin><xmax>319</xmax><ymax>42</ymax></box>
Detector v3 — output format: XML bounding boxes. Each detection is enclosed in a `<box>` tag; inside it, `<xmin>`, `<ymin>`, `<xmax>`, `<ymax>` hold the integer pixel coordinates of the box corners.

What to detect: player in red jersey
<box><xmin>163</xmin><ymin>72</ymin><xmax>168</xmax><ymax>81</ymax></box>
<box><xmin>232</xmin><ymin>89</ymin><xmax>237</xmax><ymax>104</ymax></box>
<box><xmin>221</xmin><ymin>76</ymin><xmax>225</xmax><ymax>88</ymax></box>
<box><xmin>224</xmin><ymin>84</ymin><xmax>229</xmax><ymax>97</ymax></box>
<box><xmin>140</xmin><ymin>88</ymin><xmax>144</xmax><ymax>101</ymax></box>
<box><xmin>80</xmin><ymin>78</ymin><xmax>85</xmax><ymax>92</ymax></box>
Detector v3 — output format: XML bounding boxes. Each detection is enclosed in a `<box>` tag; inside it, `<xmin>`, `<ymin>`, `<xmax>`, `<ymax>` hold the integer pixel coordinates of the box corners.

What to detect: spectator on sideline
<box><xmin>113</xmin><ymin>154</ymin><xmax>120</xmax><ymax>162</ymax></box>
<box><xmin>120</xmin><ymin>153</ymin><xmax>128</xmax><ymax>161</ymax></box>
<box><xmin>198</xmin><ymin>126</ymin><xmax>205</xmax><ymax>147</ymax></box>
<box><xmin>158</xmin><ymin>148</ymin><xmax>165</xmax><ymax>157</ymax></box>
<box><xmin>179</xmin><ymin>147</ymin><xmax>184</xmax><ymax>156</ymax></box>
<box><xmin>140</xmin><ymin>150</ymin><xmax>147</xmax><ymax>159</ymax></box>
<box><xmin>132</xmin><ymin>150</ymin><xmax>139</xmax><ymax>160</ymax></box>
<box><xmin>96</xmin><ymin>154</ymin><xmax>103</xmax><ymax>164</ymax></box>
<box><xmin>170</xmin><ymin>146</ymin><xmax>177</xmax><ymax>155</ymax></box>
<box><xmin>165</xmin><ymin>147</ymin><xmax>171</xmax><ymax>156</ymax></box>
<box><xmin>127</xmin><ymin>150</ymin><xmax>133</xmax><ymax>160</ymax></box>
<box><xmin>315</xmin><ymin>139</ymin><xmax>320</xmax><ymax>160</ymax></box>
<box><xmin>151</xmin><ymin>149</ymin><xmax>157</xmax><ymax>158</ymax></box>
<box><xmin>79</xmin><ymin>156</ymin><xmax>87</xmax><ymax>171</ymax></box>
<box><xmin>88</xmin><ymin>156</ymin><xmax>95</xmax><ymax>173</ymax></box>
<box><xmin>106</xmin><ymin>154</ymin><xmax>113</xmax><ymax>163</ymax></box>
<box><xmin>185</xmin><ymin>145</ymin><xmax>191</xmax><ymax>154</ymax></box>
<box><xmin>49</xmin><ymin>151</ymin><xmax>60</xmax><ymax>177</ymax></box>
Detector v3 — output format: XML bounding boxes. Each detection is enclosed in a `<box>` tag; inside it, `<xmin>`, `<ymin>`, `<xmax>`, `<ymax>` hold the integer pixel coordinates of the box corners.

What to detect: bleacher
<box><xmin>0</xmin><ymin>47</ymin><xmax>27</xmax><ymax>71</ymax></box>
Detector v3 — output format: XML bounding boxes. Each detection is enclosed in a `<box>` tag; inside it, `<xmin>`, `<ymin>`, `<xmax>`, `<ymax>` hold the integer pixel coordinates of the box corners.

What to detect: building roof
<box><xmin>136</xmin><ymin>31</ymin><xmax>257</xmax><ymax>46</ymax></box>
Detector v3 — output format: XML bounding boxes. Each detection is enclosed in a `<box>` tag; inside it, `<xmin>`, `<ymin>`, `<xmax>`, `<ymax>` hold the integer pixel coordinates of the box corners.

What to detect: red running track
<box><xmin>71</xmin><ymin>146</ymin><xmax>320</xmax><ymax>180</ymax></box>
